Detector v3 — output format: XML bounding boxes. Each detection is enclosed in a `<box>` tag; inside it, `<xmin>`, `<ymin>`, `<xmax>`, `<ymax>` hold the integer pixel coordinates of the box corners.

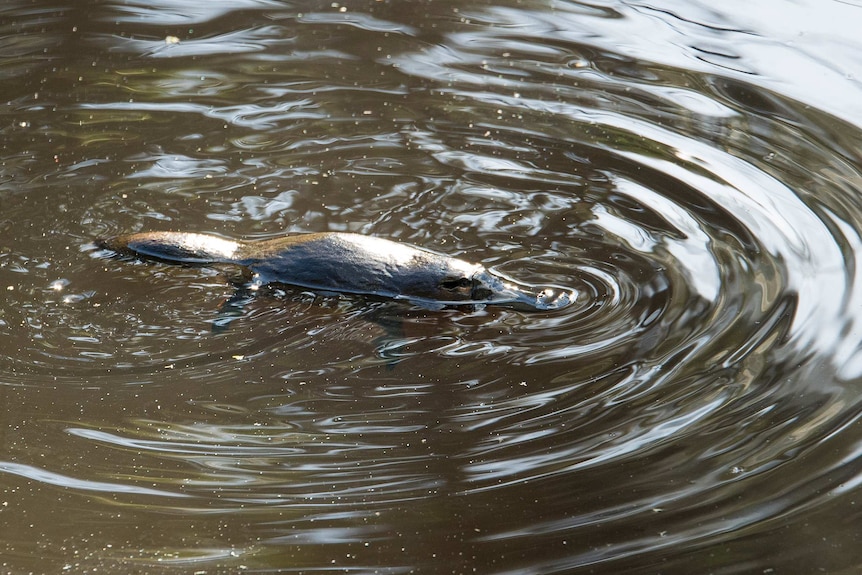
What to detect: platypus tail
<box><xmin>98</xmin><ymin>231</ymin><xmax>243</xmax><ymax>265</ymax></box>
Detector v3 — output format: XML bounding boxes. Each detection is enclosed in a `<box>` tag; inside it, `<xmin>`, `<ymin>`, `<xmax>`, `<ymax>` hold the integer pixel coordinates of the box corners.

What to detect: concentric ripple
<box><xmin>2</xmin><ymin>1</ymin><xmax>862</xmax><ymax>573</ymax></box>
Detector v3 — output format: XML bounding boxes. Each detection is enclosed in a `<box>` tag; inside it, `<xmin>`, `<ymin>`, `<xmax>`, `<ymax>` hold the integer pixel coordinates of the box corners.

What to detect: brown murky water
<box><xmin>2</xmin><ymin>1</ymin><xmax>862</xmax><ymax>573</ymax></box>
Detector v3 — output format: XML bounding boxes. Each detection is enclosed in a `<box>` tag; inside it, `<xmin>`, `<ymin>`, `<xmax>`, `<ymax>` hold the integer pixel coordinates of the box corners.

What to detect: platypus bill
<box><xmin>98</xmin><ymin>231</ymin><xmax>574</xmax><ymax>311</ymax></box>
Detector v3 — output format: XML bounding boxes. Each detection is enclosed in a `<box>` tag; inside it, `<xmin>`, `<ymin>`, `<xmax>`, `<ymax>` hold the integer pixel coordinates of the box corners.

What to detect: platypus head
<box><xmin>468</xmin><ymin>269</ymin><xmax>574</xmax><ymax>311</ymax></box>
<box><xmin>433</xmin><ymin>265</ymin><xmax>573</xmax><ymax>311</ymax></box>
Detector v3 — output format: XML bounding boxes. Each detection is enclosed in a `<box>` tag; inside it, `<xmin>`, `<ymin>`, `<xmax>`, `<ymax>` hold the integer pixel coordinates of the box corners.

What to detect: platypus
<box><xmin>98</xmin><ymin>231</ymin><xmax>574</xmax><ymax>311</ymax></box>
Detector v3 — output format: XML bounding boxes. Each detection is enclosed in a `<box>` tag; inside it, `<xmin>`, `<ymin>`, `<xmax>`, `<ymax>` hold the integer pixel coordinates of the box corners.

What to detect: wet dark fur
<box><xmin>99</xmin><ymin>231</ymin><xmax>573</xmax><ymax>310</ymax></box>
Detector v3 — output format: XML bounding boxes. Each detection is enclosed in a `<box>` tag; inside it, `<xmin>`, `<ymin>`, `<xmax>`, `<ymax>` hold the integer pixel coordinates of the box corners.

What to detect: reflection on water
<box><xmin>2</xmin><ymin>0</ymin><xmax>862</xmax><ymax>573</ymax></box>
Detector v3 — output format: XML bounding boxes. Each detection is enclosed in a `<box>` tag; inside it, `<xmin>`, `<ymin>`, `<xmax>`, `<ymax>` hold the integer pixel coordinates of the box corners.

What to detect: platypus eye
<box><xmin>440</xmin><ymin>277</ymin><xmax>471</xmax><ymax>290</ymax></box>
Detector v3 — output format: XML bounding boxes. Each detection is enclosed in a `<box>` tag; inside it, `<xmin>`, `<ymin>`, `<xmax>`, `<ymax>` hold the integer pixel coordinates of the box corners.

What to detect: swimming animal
<box><xmin>98</xmin><ymin>231</ymin><xmax>573</xmax><ymax>311</ymax></box>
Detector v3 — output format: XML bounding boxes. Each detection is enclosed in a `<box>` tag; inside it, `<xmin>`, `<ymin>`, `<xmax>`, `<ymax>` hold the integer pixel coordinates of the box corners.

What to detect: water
<box><xmin>2</xmin><ymin>1</ymin><xmax>862</xmax><ymax>573</ymax></box>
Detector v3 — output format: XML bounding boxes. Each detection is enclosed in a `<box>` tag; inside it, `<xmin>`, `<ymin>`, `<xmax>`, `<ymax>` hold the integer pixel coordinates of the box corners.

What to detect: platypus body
<box><xmin>100</xmin><ymin>231</ymin><xmax>573</xmax><ymax>311</ymax></box>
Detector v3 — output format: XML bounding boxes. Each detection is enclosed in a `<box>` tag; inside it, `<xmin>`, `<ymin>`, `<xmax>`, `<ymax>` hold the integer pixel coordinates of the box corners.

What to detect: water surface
<box><xmin>2</xmin><ymin>1</ymin><xmax>862</xmax><ymax>573</ymax></box>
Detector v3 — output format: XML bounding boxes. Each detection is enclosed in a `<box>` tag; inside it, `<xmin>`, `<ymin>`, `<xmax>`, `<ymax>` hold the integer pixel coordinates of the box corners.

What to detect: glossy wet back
<box><xmin>238</xmin><ymin>233</ymin><xmax>481</xmax><ymax>301</ymax></box>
